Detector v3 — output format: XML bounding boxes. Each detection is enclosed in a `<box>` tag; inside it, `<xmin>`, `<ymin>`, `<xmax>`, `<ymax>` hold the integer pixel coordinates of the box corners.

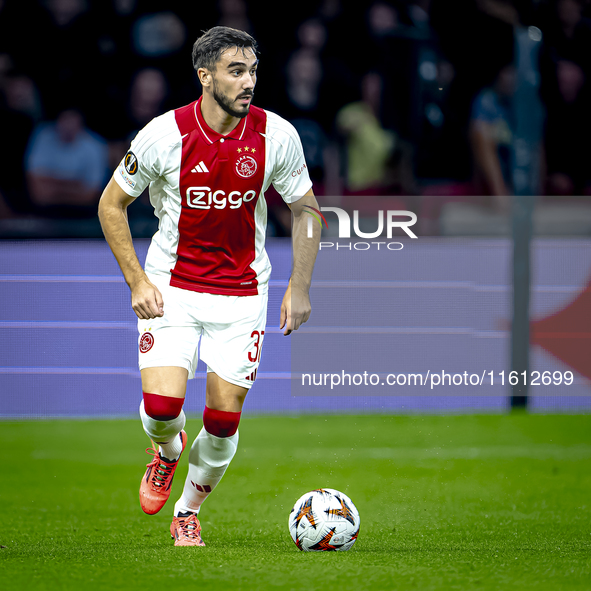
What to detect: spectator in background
<box><xmin>216</xmin><ymin>0</ymin><xmax>253</xmax><ymax>33</ymax></box>
<box><xmin>2</xmin><ymin>70</ymin><xmax>42</xmax><ymax>122</ymax></box>
<box><xmin>337</xmin><ymin>72</ymin><xmax>396</xmax><ymax>193</ymax></box>
<box><xmin>543</xmin><ymin>59</ymin><xmax>590</xmax><ymax>195</ymax></box>
<box><xmin>264</xmin><ymin>48</ymin><xmax>328</xmax><ymax>234</ymax></box>
<box><xmin>469</xmin><ymin>63</ymin><xmax>516</xmax><ymax>212</ymax></box>
<box><xmin>367</xmin><ymin>1</ymin><xmax>400</xmax><ymax>38</ymax></box>
<box><xmin>127</xmin><ymin>68</ymin><xmax>169</xmax><ymax>138</ymax></box>
<box><xmin>39</xmin><ymin>0</ymin><xmax>102</xmax><ymax>118</ymax></box>
<box><xmin>406</xmin><ymin>0</ymin><xmax>432</xmax><ymax>31</ymax></box>
<box><xmin>430</xmin><ymin>0</ymin><xmax>517</xmax><ymax>181</ymax></box>
<box><xmin>132</xmin><ymin>9</ymin><xmax>186</xmax><ymax>60</ymax></box>
<box><xmin>538</xmin><ymin>0</ymin><xmax>591</xmax><ymax>194</ymax></box>
<box><xmin>124</xmin><ymin>5</ymin><xmax>197</xmax><ymax>122</ymax></box>
<box><xmin>0</xmin><ymin>71</ymin><xmax>42</xmax><ymax>215</ymax></box>
<box><xmin>276</xmin><ymin>17</ymin><xmax>336</xmax><ymax>127</ymax></box>
<box><xmin>0</xmin><ymin>0</ymin><xmax>55</xmax><ymax>82</ymax></box>
<box><xmin>282</xmin><ymin>48</ymin><xmax>329</xmax><ymax>187</ymax></box>
<box><xmin>26</xmin><ymin>108</ymin><xmax>108</xmax><ymax>217</ymax></box>
<box><xmin>111</xmin><ymin>68</ymin><xmax>170</xmax><ymax>228</ymax></box>
<box><xmin>264</xmin><ymin>15</ymin><xmax>335</xmax><ymax>233</ymax></box>
<box><xmin>285</xmin><ymin>49</ymin><xmax>324</xmax><ymax>120</ymax></box>
<box><xmin>130</xmin><ymin>6</ymin><xmax>193</xmax><ymax>91</ymax></box>
<box><xmin>84</xmin><ymin>0</ymin><xmax>142</xmax><ymax>135</ymax></box>
<box><xmin>363</xmin><ymin>1</ymin><xmax>409</xmax><ymax>136</ymax></box>
<box><xmin>102</xmin><ymin>67</ymin><xmax>169</xmax><ymax>174</ymax></box>
<box><xmin>336</xmin><ymin>71</ymin><xmax>416</xmax><ymax>195</ymax></box>
<box><xmin>297</xmin><ymin>17</ymin><xmax>328</xmax><ymax>52</ymax></box>
<box><xmin>540</xmin><ymin>0</ymin><xmax>591</xmax><ymax>64</ymax></box>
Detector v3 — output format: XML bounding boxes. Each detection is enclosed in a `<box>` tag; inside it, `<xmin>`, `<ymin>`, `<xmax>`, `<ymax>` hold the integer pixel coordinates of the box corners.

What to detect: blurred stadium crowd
<box><xmin>1</xmin><ymin>0</ymin><xmax>591</xmax><ymax>237</ymax></box>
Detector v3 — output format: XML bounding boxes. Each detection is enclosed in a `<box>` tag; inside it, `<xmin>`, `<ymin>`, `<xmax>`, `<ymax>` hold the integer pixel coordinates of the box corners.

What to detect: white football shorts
<box><xmin>137</xmin><ymin>273</ymin><xmax>268</xmax><ymax>389</ymax></box>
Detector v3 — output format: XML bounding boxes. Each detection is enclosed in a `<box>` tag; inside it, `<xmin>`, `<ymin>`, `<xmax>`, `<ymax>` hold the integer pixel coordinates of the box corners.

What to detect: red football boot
<box><xmin>139</xmin><ymin>430</ymin><xmax>187</xmax><ymax>515</ymax></box>
<box><xmin>170</xmin><ymin>512</ymin><xmax>206</xmax><ymax>547</ymax></box>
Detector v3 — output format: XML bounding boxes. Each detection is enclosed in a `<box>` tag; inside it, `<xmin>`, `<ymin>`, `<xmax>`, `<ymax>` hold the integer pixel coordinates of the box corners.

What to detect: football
<box><xmin>288</xmin><ymin>488</ymin><xmax>360</xmax><ymax>551</ymax></box>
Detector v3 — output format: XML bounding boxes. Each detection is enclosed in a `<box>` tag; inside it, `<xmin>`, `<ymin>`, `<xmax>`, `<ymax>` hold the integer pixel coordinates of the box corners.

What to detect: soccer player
<box><xmin>98</xmin><ymin>27</ymin><xmax>320</xmax><ymax>546</ymax></box>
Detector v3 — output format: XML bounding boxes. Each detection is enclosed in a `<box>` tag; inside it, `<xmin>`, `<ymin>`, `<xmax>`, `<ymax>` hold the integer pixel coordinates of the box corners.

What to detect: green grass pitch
<box><xmin>1</xmin><ymin>413</ymin><xmax>590</xmax><ymax>590</ymax></box>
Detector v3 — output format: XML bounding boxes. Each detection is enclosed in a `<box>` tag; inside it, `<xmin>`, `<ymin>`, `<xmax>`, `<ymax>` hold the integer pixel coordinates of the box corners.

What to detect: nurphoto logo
<box><xmin>305</xmin><ymin>206</ymin><xmax>418</xmax><ymax>250</ymax></box>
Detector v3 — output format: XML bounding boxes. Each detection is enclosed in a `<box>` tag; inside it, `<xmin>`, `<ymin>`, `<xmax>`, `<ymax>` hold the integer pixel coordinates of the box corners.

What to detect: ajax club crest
<box><xmin>139</xmin><ymin>332</ymin><xmax>154</xmax><ymax>353</ymax></box>
<box><xmin>235</xmin><ymin>154</ymin><xmax>257</xmax><ymax>178</ymax></box>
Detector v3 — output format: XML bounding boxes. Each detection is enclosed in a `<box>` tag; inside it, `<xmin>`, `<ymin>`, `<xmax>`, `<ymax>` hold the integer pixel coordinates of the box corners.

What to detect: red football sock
<box><xmin>203</xmin><ymin>406</ymin><xmax>241</xmax><ymax>437</ymax></box>
<box><xmin>143</xmin><ymin>392</ymin><xmax>185</xmax><ymax>421</ymax></box>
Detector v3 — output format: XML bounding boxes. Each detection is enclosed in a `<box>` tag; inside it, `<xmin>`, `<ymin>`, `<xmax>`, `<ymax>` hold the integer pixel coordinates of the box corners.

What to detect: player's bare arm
<box><xmin>280</xmin><ymin>188</ymin><xmax>321</xmax><ymax>336</ymax></box>
<box><xmin>98</xmin><ymin>177</ymin><xmax>164</xmax><ymax>320</ymax></box>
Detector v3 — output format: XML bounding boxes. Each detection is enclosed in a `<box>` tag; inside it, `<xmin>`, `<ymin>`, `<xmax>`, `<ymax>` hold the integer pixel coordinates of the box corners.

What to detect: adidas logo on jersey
<box><xmin>191</xmin><ymin>161</ymin><xmax>209</xmax><ymax>173</ymax></box>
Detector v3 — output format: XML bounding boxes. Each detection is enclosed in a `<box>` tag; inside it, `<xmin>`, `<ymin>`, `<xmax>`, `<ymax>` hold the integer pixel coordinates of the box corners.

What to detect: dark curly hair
<box><xmin>192</xmin><ymin>26</ymin><xmax>258</xmax><ymax>72</ymax></box>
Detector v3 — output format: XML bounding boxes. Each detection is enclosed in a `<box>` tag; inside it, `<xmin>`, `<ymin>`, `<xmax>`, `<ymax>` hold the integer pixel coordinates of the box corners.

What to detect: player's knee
<box><xmin>143</xmin><ymin>392</ymin><xmax>185</xmax><ymax>421</ymax></box>
<box><xmin>203</xmin><ymin>406</ymin><xmax>241</xmax><ymax>438</ymax></box>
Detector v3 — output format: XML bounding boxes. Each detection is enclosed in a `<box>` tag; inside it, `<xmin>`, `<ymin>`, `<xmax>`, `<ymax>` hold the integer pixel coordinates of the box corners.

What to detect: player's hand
<box><xmin>130</xmin><ymin>278</ymin><xmax>164</xmax><ymax>319</ymax></box>
<box><xmin>280</xmin><ymin>282</ymin><xmax>311</xmax><ymax>336</ymax></box>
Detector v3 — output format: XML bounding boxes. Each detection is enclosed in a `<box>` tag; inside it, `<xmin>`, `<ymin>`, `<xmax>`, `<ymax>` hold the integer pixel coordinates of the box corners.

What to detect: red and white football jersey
<box><xmin>114</xmin><ymin>97</ymin><xmax>312</xmax><ymax>296</ymax></box>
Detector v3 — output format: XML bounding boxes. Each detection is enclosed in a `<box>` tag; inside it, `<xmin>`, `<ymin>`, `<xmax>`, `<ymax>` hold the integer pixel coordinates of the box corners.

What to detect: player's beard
<box><xmin>212</xmin><ymin>78</ymin><xmax>252</xmax><ymax>119</ymax></box>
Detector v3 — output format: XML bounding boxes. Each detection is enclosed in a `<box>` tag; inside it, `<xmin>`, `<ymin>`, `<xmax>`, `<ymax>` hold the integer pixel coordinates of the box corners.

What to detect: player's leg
<box><xmin>140</xmin><ymin>366</ymin><xmax>188</xmax><ymax>461</ymax></box>
<box><xmin>174</xmin><ymin>374</ymin><xmax>245</xmax><ymax>515</ymax></box>
<box><xmin>136</xmin><ymin>275</ymin><xmax>201</xmax><ymax>515</ymax></box>
<box><xmin>170</xmin><ymin>374</ymin><xmax>245</xmax><ymax>546</ymax></box>
<box><xmin>171</xmin><ymin>290</ymin><xmax>267</xmax><ymax>546</ymax></box>
<box><xmin>139</xmin><ymin>366</ymin><xmax>190</xmax><ymax>515</ymax></box>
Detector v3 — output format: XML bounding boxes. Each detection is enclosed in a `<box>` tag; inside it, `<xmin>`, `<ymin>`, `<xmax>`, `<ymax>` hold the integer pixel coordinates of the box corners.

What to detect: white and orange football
<box><xmin>288</xmin><ymin>488</ymin><xmax>360</xmax><ymax>552</ymax></box>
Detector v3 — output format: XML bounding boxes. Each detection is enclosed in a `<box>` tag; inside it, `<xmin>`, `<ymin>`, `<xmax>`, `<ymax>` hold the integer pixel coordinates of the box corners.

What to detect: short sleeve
<box><xmin>113</xmin><ymin>115</ymin><xmax>176</xmax><ymax>197</ymax></box>
<box><xmin>270</xmin><ymin>120</ymin><xmax>313</xmax><ymax>204</ymax></box>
